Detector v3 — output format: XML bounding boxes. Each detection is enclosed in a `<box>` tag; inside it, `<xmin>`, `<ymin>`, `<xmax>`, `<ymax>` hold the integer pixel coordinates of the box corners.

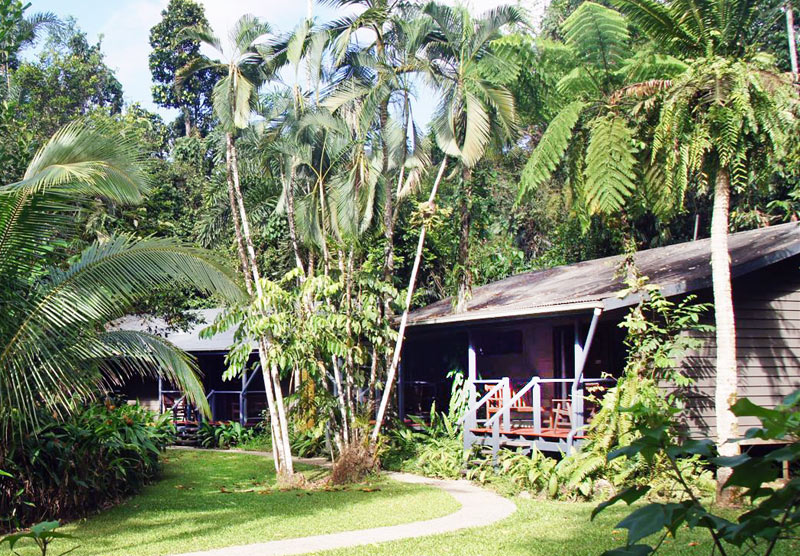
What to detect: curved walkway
<box><xmin>171</xmin><ymin>466</ymin><xmax>516</xmax><ymax>556</ymax></box>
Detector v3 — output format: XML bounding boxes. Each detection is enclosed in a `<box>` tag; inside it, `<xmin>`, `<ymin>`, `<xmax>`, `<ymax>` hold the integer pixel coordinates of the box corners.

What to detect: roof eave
<box><xmin>406</xmin><ymin>300</ymin><xmax>605</xmax><ymax>328</ymax></box>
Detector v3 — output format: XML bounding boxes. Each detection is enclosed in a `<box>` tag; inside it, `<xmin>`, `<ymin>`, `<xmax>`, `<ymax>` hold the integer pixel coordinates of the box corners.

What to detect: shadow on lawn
<box><xmin>65</xmin><ymin>451</ymin><xmax>451</xmax><ymax>556</ymax></box>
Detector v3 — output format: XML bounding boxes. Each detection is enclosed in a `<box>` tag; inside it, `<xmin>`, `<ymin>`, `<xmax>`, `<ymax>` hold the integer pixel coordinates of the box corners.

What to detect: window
<box><xmin>475</xmin><ymin>330</ymin><xmax>523</xmax><ymax>356</ymax></box>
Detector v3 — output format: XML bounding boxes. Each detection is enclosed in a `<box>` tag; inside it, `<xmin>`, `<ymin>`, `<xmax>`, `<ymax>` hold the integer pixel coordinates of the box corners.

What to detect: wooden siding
<box><xmin>675</xmin><ymin>257</ymin><xmax>800</xmax><ymax>440</ymax></box>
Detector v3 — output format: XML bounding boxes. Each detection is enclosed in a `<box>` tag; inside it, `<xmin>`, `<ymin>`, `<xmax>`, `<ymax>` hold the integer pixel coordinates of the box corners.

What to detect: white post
<box><xmin>464</xmin><ymin>332</ymin><xmax>478</xmax><ymax>452</ymax></box>
<box><xmin>501</xmin><ymin>377</ymin><xmax>511</xmax><ymax>430</ymax></box>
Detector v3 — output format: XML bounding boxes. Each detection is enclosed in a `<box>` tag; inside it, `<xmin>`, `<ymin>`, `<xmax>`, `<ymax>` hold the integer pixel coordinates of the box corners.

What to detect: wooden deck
<box><xmin>470</xmin><ymin>427</ymin><xmax>587</xmax><ymax>440</ymax></box>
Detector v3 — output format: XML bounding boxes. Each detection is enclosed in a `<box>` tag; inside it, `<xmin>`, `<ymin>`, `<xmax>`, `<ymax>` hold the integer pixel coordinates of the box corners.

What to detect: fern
<box><xmin>519</xmin><ymin>100</ymin><xmax>586</xmax><ymax>200</ymax></box>
<box><xmin>562</xmin><ymin>2</ymin><xmax>630</xmax><ymax>76</ymax></box>
<box><xmin>583</xmin><ymin>113</ymin><xmax>637</xmax><ymax>215</ymax></box>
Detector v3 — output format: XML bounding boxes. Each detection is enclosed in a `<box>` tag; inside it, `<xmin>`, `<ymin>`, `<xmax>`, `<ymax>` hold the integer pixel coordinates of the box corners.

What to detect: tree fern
<box><xmin>583</xmin><ymin>113</ymin><xmax>637</xmax><ymax>216</ymax></box>
<box><xmin>562</xmin><ymin>2</ymin><xmax>630</xmax><ymax>78</ymax></box>
<box><xmin>519</xmin><ymin>100</ymin><xmax>587</xmax><ymax>200</ymax></box>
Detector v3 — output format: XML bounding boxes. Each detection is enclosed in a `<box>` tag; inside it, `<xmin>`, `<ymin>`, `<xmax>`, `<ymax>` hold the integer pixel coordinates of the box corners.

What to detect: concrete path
<box><xmin>171</xmin><ymin>471</ymin><xmax>516</xmax><ymax>556</ymax></box>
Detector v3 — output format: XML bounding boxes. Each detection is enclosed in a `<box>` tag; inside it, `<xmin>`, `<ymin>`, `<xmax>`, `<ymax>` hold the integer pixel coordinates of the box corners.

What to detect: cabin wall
<box><xmin>676</xmin><ymin>256</ymin><xmax>800</xmax><ymax>440</ymax></box>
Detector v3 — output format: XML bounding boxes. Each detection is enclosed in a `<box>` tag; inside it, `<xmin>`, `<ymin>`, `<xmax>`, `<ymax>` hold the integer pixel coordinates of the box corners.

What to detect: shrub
<box><xmin>0</xmin><ymin>402</ymin><xmax>175</xmax><ymax>532</ymax></box>
<box><xmin>197</xmin><ymin>421</ymin><xmax>254</xmax><ymax>449</ymax></box>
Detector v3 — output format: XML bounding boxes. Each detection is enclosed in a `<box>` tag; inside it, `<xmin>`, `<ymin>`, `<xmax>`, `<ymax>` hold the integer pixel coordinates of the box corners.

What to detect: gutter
<box><xmin>406</xmin><ymin>300</ymin><xmax>604</xmax><ymax>328</ymax></box>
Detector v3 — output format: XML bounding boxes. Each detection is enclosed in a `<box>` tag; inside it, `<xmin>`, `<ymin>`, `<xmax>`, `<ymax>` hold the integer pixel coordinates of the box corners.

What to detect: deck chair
<box><xmin>548</xmin><ymin>398</ymin><xmax>572</xmax><ymax>430</ymax></box>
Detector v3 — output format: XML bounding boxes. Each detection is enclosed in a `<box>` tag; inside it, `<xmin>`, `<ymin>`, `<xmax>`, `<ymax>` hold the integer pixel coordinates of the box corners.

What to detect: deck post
<box><xmin>532</xmin><ymin>379</ymin><xmax>542</xmax><ymax>433</ymax></box>
<box><xmin>501</xmin><ymin>377</ymin><xmax>511</xmax><ymax>430</ymax></box>
<box><xmin>571</xmin><ymin>308</ymin><xmax>603</xmax><ymax>440</ymax></box>
<box><xmin>240</xmin><ymin>371</ymin><xmax>247</xmax><ymax>426</ymax></box>
<box><xmin>464</xmin><ymin>332</ymin><xmax>478</xmax><ymax>453</ymax></box>
<box><xmin>158</xmin><ymin>376</ymin><xmax>163</xmax><ymax>414</ymax></box>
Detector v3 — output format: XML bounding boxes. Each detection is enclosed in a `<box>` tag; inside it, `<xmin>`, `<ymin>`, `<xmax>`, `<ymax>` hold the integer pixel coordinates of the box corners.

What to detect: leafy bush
<box><xmin>384</xmin><ymin>410</ymin><xmax>466</xmax><ymax>479</ymax></box>
<box><xmin>197</xmin><ymin>421</ymin><xmax>254</xmax><ymax>449</ymax></box>
<box><xmin>0</xmin><ymin>402</ymin><xmax>175</xmax><ymax>532</ymax></box>
<box><xmin>595</xmin><ymin>390</ymin><xmax>800</xmax><ymax>556</ymax></box>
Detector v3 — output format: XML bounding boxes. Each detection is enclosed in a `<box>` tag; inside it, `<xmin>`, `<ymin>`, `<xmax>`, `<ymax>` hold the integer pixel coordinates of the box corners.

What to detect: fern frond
<box><xmin>583</xmin><ymin>113</ymin><xmax>637</xmax><ymax>215</ymax></box>
<box><xmin>519</xmin><ymin>100</ymin><xmax>587</xmax><ymax>200</ymax></box>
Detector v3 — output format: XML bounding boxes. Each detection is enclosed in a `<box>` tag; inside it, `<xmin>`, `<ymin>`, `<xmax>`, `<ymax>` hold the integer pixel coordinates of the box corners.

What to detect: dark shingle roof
<box><xmin>407</xmin><ymin>222</ymin><xmax>800</xmax><ymax>327</ymax></box>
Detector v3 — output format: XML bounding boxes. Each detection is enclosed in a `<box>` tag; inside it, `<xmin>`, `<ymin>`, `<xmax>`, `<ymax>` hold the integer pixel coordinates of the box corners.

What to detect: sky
<box><xmin>28</xmin><ymin>0</ymin><xmax>546</xmax><ymax>124</ymax></box>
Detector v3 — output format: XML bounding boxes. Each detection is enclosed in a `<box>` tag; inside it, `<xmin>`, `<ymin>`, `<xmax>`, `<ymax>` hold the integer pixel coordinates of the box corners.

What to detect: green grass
<box><xmin>25</xmin><ymin>450</ymin><xmax>459</xmax><ymax>556</ymax></box>
<box><xmin>320</xmin><ymin>496</ymin><xmax>800</xmax><ymax>556</ymax></box>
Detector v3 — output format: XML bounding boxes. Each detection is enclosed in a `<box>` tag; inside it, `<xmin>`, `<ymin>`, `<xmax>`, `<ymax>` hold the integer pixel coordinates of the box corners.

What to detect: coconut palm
<box><xmin>177</xmin><ymin>15</ymin><xmax>296</xmax><ymax>475</ymax></box>
<box><xmin>0</xmin><ymin>121</ymin><xmax>246</xmax><ymax>436</ymax></box>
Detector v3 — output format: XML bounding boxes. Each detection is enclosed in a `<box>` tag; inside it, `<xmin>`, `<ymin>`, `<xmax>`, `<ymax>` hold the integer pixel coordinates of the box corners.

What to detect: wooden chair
<box><xmin>548</xmin><ymin>398</ymin><xmax>572</xmax><ymax>430</ymax></box>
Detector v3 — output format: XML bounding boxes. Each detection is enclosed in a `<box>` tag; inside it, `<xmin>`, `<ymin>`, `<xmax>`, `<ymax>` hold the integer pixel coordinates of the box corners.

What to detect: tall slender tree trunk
<box><xmin>456</xmin><ymin>166</ymin><xmax>473</xmax><ymax>313</ymax></box>
<box><xmin>183</xmin><ymin>106</ymin><xmax>192</xmax><ymax>137</ymax></box>
<box><xmin>787</xmin><ymin>1</ymin><xmax>798</xmax><ymax>75</ymax></box>
<box><xmin>284</xmin><ymin>165</ymin><xmax>306</xmax><ymax>276</ymax></box>
<box><xmin>227</xmin><ymin>132</ymin><xmax>294</xmax><ymax>476</ymax></box>
<box><xmin>380</xmin><ymin>101</ymin><xmax>394</xmax><ymax>282</ymax></box>
<box><xmin>711</xmin><ymin>167</ymin><xmax>739</xmax><ymax>500</ymax></box>
<box><xmin>372</xmin><ymin>156</ymin><xmax>448</xmax><ymax>441</ymax></box>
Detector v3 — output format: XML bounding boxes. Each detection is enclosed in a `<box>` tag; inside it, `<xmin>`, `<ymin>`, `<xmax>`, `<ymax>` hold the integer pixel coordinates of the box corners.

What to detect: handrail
<box><xmin>486</xmin><ymin>376</ymin><xmax>540</xmax><ymax>427</ymax></box>
<box><xmin>460</xmin><ymin>378</ymin><xmax>507</xmax><ymax>425</ymax></box>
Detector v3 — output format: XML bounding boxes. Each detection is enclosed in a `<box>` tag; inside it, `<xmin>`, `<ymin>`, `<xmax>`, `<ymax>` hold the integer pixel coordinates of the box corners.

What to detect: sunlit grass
<box><xmin>22</xmin><ymin>450</ymin><xmax>458</xmax><ymax>556</ymax></box>
<box><xmin>321</xmin><ymin>496</ymin><xmax>800</xmax><ymax>556</ymax></box>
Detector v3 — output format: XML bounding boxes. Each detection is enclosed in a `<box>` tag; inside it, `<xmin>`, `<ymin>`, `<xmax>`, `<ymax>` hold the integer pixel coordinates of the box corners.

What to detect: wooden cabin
<box><xmin>116</xmin><ymin>309</ymin><xmax>267</xmax><ymax>425</ymax></box>
<box><xmin>400</xmin><ymin>222</ymin><xmax>800</xmax><ymax>455</ymax></box>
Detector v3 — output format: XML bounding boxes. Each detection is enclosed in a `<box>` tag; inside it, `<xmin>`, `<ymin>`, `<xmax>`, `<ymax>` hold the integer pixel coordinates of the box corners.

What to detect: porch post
<box><xmin>464</xmin><ymin>331</ymin><xmax>478</xmax><ymax>453</ymax></box>
<box><xmin>240</xmin><ymin>370</ymin><xmax>247</xmax><ymax>426</ymax></box>
<box><xmin>158</xmin><ymin>376</ymin><xmax>163</xmax><ymax>414</ymax></box>
<box><xmin>572</xmin><ymin>319</ymin><xmax>586</xmax><ymax>432</ymax></box>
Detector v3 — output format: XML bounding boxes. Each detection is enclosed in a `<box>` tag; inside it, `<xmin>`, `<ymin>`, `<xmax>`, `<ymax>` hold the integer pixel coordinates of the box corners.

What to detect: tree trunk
<box><xmin>372</xmin><ymin>156</ymin><xmax>449</xmax><ymax>441</ymax></box>
<box><xmin>711</xmin><ymin>167</ymin><xmax>739</xmax><ymax>501</ymax></box>
<box><xmin>285</xmin><ymin>165</ymin><xmax>306</xmax><ymax>276</ymax></box>
<box><xmin>183</xmin><ymin>106</ymin><xmax>192</xmax><ymax>137</ymax></box>
<box><xmin>787</xmin><ymin>1</ymin><xmax>798</xmax><ymax>75</ymax></box>
<box><xmin>225</xmin><ymin>137</ymin><xmax>252</xmax><ymax>294</ymax></box>
<box><xmin>228</xmin><ymin>132</ymin><xmax>294</xmax><ymax>476</ymax></box>
<box><xmin>456</xmin><ymin>166</ymin><xmax>473</xmax><ymax>313</ymax></box>
<box><xmin>380</xmin><ymin>100</ymin><xmax>394</xmax><ymax>283</ymax></box>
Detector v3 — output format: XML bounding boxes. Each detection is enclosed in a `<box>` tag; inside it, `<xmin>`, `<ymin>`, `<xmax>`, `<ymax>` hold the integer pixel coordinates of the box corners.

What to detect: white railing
<box><xmin>464</xmin><ymin>374</ymin><xmax>616</xmax><ymax>459</ymax></box>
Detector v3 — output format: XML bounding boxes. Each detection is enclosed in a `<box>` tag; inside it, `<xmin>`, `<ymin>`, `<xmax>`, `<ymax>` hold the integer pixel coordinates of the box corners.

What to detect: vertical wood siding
<box><xmin>676</xmin><ymin>256</ymin><xmax>800</xmax><ymax>440</ymax></box>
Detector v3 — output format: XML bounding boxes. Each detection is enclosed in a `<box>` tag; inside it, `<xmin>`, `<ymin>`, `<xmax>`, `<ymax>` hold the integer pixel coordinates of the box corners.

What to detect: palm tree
<box><xmin>0</xmin><ymin>121</ymin><xmax>245</xmax><ymax>435</ymax></box>
<box><xmin>323</xmin><ymin>0</ymin><xmax>431</xmax><ymax>285</ymax></box>
<box><xmin>371</xmin><ymin>2</ymin><xmax>522</xmax><ymax>440</ymax></box>
<box><xmin>177</xmin><ymin>15</ymin><xmax>295</xmax><ymax>475</ymax></box>
<box><xmin>423</xmin><ymin>2</ymin><xmax>522</xmax><ymax>312</ymax></box>
<box><xmin>609</xmin><ymin>0</ymin><xmax>797</xmax><ymax>494</ymax></box>
<box><xmin>0</xmin><ymin>7</ymin><xmax>61</xmax><ymax>94</ymax></box>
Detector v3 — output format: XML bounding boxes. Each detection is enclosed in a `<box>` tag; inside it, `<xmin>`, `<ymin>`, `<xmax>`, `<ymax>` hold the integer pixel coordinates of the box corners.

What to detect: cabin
<box><xmin>116</xmin><ymin>309</ymin><xmax>267</xmax><ymax>425</ymax></box>
<box><xmin>399</xmin><ymin>222</ymin><xmax>800</xmax><ymax>456</ymax></box>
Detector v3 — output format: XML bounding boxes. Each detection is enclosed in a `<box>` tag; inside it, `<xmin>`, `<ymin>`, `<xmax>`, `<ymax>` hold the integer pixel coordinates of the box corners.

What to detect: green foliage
<box><xmin>562</xmin><ymin>2</ymin><xmax>630</xmax><ymax>76</ymax></box>
<box><xmin>584</xmin><ymin>113</ymin><xmax>637</xmax><ymax>215</ymax></box>
<box><xmin>595</xmin><ymin>389</ymin><xmax>800</xmax><ymax>555</ymax></box>
<box><xmin>0</xmin><ymin>120</ymin><xmax>245</xmax><ymax>434</ymax></box>
<box><xmin>148</xmin><ymin>0</ymin><xmax>218</xmax><ymax>136</ymax></box>
<box><xmin>12</xmin><ymin>20</ymin><xmax>123</xmax><ymax>138</ymax></box>
<box><xmin>0</xmin><ymin>520</ymin><xmax>76</xmax><ymax>556</ymax></box>
<box><xmin>0</xmin><ymin>402</ymin><xmax>175</xmax><ymax>532</ymax></box>
<box><xmin>197</xmin><ymin>421</ymin><xmax>254</xmax><ymax>449</ymax></box>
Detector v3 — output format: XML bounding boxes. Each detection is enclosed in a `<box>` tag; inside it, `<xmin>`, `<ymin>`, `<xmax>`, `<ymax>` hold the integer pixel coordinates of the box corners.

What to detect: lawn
<box><xmin>27</xmin><ymin>450</ymin><xmax>459</xmax><ymax>556</ymax></box>
<box><xmin>321</xmin><ymin>496</ymin><xmax>800</xmax><ymax>556</ymax></box>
